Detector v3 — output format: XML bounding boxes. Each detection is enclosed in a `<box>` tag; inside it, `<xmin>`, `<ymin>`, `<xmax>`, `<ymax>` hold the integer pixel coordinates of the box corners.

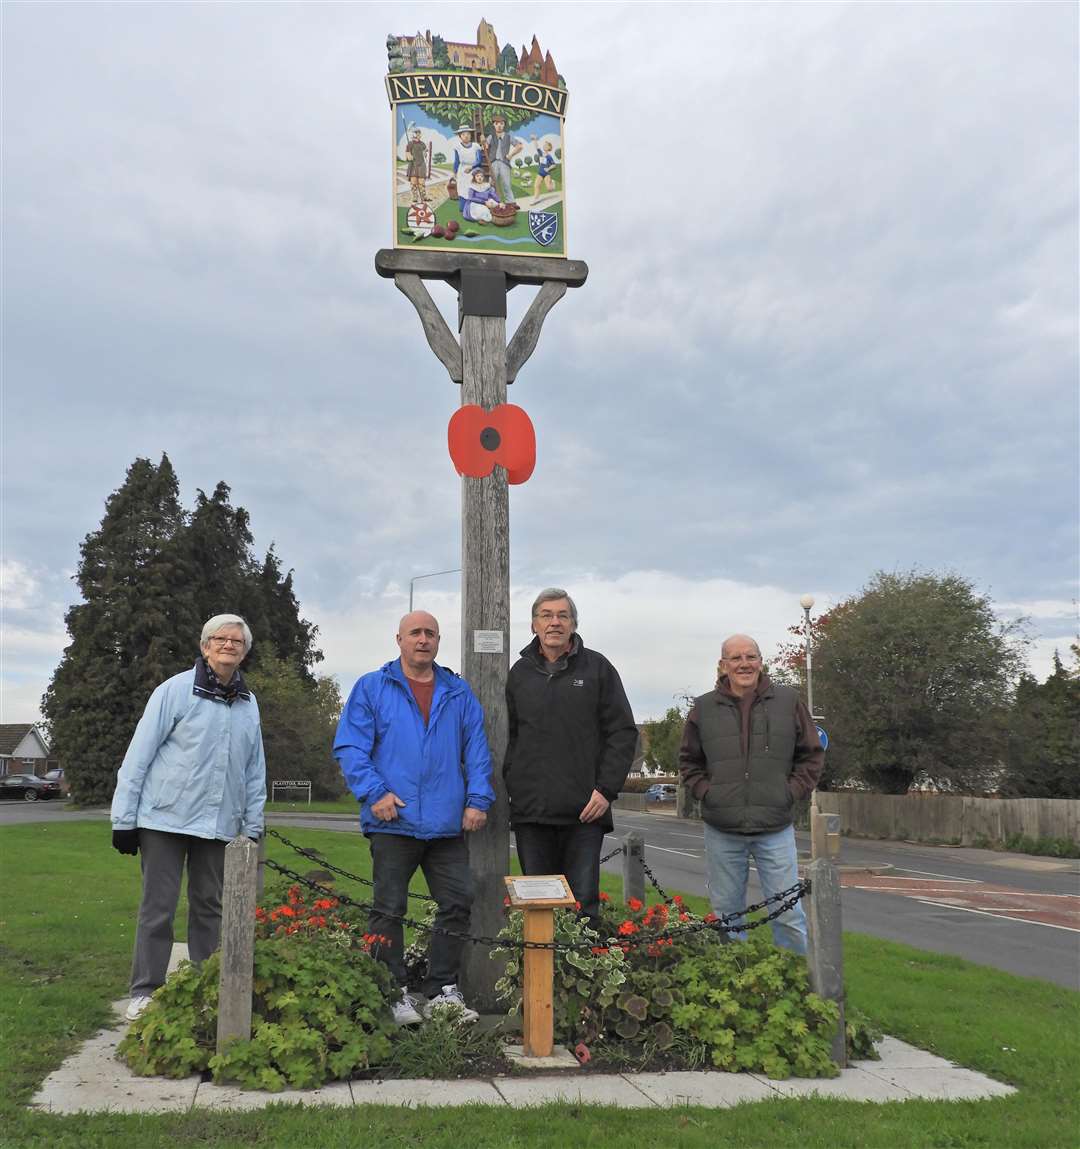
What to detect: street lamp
<box><xmin>799</xmin><ymin>593</ymin><xmax>815</xmax><ymax>719</ymax></box>
<box><xmin>408</xmin><ymin>567</ymin><xmax>462</xmax><ymax>612</ymax></box>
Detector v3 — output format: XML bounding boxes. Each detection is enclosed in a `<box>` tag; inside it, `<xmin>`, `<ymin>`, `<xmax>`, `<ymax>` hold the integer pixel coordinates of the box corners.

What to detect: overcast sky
<box><xmin>3</xmin><ymin>2</ymin><xmax>1077</xmax><ymax>728</ymax></box>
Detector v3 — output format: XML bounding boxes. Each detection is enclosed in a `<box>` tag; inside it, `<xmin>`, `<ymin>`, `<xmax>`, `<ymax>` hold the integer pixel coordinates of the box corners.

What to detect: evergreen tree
<box><xmin>43</xmin><ymin>455</ymin><xmax>199</xmax><ymax>805</ymax></box>
<box><xmin>1002</xmin><ymin>648</ymin><xmax>1080</xmax><ymax>797</ymax></box>
<box><xmin>43</xmin><ymin>458</ymin><xmax>326</xmax><ymax>806</ymax></box>
<box><xmin>244</xmin><ymin>654</ymin><xmax>345</xmax><ymax>799</ymax></box>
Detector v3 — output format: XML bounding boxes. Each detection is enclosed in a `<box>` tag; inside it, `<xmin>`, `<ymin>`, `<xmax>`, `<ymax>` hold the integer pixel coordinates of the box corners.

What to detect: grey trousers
<box><xmin>130</xmin><ymin>829</ymin><xmax>227</xmax><ymax>996</ymax></box>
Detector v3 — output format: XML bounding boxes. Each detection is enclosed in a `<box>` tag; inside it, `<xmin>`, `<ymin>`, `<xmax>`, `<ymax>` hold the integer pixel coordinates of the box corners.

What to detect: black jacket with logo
<box><xmin>503</xmin><ymin>634</ymin><xmax>638</xmax><ymax>830</ymax></box>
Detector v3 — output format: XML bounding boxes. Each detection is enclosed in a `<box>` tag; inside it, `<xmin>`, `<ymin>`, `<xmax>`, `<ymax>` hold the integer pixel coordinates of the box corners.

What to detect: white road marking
<box><xmin>892</xmin><ymin>867</ymin><xmax>980</xmax><ymax>882</ymax></box>
<box><xmin>907</xmin><ymin>898</ymin><xmax>1080</xmax><ymax>933</ymax></box>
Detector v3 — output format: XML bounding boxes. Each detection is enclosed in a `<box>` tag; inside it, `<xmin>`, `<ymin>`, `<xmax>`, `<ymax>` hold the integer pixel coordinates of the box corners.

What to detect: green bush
<box><xmin>494</xmin><ymin>895</ymin><xmax>843</xmax><ymax>1079</ymax></box>
<box><xmin>118</xmin><ymin>885</ymin><xmax>396</xmax><ymax>1090</ymax></box>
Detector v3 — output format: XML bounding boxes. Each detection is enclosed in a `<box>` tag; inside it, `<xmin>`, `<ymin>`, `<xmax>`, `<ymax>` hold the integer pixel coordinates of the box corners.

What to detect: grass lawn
<box><xmin>265</xmin><ymin>798</ymin><xmax>358</xmax><ymax>815</ymax></box>
<box><xmin>1</xmin><ymin>819</ymin><xmax>1077</xmax><ymax>1148</ymax></box>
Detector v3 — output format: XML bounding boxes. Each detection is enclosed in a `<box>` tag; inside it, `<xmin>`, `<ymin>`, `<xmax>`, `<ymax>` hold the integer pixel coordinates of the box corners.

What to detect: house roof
<box><xmin>0</xmin><ymin>724</ymin><xmax>49</xmax><ymax>756</ymax></box>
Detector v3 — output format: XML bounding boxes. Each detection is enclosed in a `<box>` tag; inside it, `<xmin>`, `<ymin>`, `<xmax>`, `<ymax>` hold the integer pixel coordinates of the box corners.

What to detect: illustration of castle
<box><xmin>387</xmin><ymin>20</ymin><xmax>563</xmax><ymax>88</ymax></box>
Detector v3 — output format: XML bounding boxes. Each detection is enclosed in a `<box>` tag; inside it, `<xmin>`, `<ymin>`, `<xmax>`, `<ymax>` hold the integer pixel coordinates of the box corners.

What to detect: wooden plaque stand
<box><xmin>503</xmin><ymin>874</ymin><xmax>578</xmax><ymax>1057</ymax></box>
<box><xmin>377</xmin><ymin>248</ymin><xmax>587</xmax><ymax>1011</ymax></box>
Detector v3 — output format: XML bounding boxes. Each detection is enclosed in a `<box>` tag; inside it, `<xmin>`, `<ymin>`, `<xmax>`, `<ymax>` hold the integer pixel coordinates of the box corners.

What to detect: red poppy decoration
<box><xmin>448</xmin><ymin>403</ymin><xmax>536</xmax><ymax>485</ymax></box>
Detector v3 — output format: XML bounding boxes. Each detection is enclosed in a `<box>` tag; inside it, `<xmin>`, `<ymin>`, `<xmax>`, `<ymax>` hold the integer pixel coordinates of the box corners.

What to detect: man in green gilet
<box><xmin>679</xmin><ymin>634</ymin><xmax>822</xmax><ymax>953</ymax></box>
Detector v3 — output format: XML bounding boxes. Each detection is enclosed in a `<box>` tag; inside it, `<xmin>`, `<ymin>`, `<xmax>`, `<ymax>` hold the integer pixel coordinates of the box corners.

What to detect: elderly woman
<box><xmin>110</xmin><ymin>614</ymin><xmax>266</xmax><ymax>1021</ymax></box>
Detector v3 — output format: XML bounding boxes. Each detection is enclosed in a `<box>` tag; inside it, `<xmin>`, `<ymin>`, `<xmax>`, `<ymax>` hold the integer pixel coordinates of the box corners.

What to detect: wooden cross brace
<box><xmin>375</xmin><ymin>249</ymin><xmax>588</xmax><ymax>383</ymax></box>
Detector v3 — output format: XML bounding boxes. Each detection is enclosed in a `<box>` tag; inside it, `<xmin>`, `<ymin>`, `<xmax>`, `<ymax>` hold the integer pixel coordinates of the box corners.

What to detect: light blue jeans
<box><xmin>703</xmin><ymin>823</ymin><xmax>807</xmax><ymax>954</ymax></box>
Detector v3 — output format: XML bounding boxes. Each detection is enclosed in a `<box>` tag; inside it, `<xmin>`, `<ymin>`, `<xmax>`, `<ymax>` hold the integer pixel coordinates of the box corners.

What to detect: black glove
<box><xmin>112</xmin><ymin>828</ymin><xmax>140</xmax><ymax>856</ymax></box>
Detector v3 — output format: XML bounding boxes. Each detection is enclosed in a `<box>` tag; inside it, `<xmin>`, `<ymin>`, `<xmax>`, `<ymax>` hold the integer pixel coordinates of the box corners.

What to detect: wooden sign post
<box><xmin>503</xmin><ymin>874</ymin><xmax>577</xmax><ymax>1057</ymax></box>
<box><xmin>379</xmin><ymin>21</ymin><xmax>586</xmax><ymax>1012</ymax></box>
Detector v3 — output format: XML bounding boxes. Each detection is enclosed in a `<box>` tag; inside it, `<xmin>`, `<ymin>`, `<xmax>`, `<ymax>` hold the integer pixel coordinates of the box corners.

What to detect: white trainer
<box><xmin>125</xmin><ymin>995</ymin><xmax>152</xmax><ymax>1022</ymax></box>
<box><xmin>423</xmin><ymin>984</ymin><xmax>479</xmax><ymax>1023</ymax></box>
<box><xmin>391</xmin><ymin>989</ymin><xmax>424</xmax><ymax>1027</ymax></box>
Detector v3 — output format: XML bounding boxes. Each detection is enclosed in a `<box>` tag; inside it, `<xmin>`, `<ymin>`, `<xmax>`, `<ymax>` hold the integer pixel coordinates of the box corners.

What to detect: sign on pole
<box><xmin>386</xmin><ymin>21</ymin><xmax>569</xmax><ymax>257</ymax></box>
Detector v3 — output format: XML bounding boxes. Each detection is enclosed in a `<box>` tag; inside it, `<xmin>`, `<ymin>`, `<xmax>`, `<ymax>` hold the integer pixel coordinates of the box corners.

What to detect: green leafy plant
<box><xmin>846</xmin><ymin>1005</ymin><xmax>882</xmax><ymax>1060</ymax></box>
<box><xmin>119</xmin><ymin>885</ymin><xmax>397</xmax><ymax>1090</ymax></box>
<box><xmin>492</xmin><ymin>902</ymin><xmax>627</xmax><ymax>1043</ymax></box>
<box><xmin>384</xmin><ymin>1013</ymin><xmax>508</xmax><ymax>1079</ymax></box>
<box><xmin>496</xmin><ymin>892</ymin><xmax>842</xmax><ymax>1078</ymax></box>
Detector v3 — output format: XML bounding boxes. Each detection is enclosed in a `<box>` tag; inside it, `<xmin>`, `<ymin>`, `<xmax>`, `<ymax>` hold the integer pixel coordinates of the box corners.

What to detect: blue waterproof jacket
<box><xmin>110</xmin><ymin>664</ymin><xmax>266</xmax><ymax>841</ymax></box>
<box><xmin>334</xmin><ymin>659</ymin><xmax>494</xmax><ymax>839</ymax></box>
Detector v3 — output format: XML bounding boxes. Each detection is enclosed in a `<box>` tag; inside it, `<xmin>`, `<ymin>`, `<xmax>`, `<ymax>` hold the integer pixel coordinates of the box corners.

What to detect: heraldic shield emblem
<box><xmin>528</xmin><ymin>210</ymin><xmax>558</xmax><ymax>247</ymax></box>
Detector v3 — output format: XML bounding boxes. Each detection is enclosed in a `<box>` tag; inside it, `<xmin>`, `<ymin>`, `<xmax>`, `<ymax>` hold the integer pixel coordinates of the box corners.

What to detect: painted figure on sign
<box><xmin>486</xmin><ymin>111</ymin><xmax>523</xmax><ymax>204</ymax></box>
<box><xmin>462</xmin><ymin>166</ymin><xmax>502</xmax><ymax>223</ymax></box>
<box><xmin>531</xmin><ymin>136</ymin><xmax>556</xmax><ymax>199</ymax></box>
<box><xmin>403</xmin><ymin>125</ymin><xmax>429</xmax><ymax>203</ymax></box>
<box><xmin>450</xmin><ymin>124</ymin><xmax>486</xmax><ymax>210</ymax></box>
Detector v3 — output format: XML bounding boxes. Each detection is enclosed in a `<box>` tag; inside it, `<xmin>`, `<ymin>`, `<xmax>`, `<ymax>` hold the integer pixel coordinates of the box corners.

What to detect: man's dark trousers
<box><xmin>513</xmin><ymin>821</ymin><xmax>606</xmax><ymax>929</ymax></box>
<box><xmin>368</xmin><ymin>833</ymin><xmax>474</xmax><ymax>997</ymax></box>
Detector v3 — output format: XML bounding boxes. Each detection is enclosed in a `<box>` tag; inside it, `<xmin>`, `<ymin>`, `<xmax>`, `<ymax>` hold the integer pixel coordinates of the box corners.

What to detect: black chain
<box><xmin>264</xmin><ymin>856</ymin><xmax>809</xmax><ymax>955</ymax></box>
<box><xmin>265</xmin><ymin>826</ymin><xmax>438</xmax><ymax>903</ymax></box>
<box><xmin>599</xmin><ymin>844</ymin><xmax>624</xmax><ymax>865</ymax></box>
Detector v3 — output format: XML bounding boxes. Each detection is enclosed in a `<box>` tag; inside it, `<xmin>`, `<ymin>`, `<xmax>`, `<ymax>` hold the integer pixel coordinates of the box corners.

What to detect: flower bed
<box><xmin>494</xmin><ymin>893</ymin><xmax>844</xmax><ymax>1079</ymax></box>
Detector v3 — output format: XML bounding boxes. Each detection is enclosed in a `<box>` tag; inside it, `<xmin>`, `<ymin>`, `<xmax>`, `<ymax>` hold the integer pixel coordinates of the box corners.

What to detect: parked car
<box><xmin>0</xmin><ymin>773</ymin><xmax>63</xmax><ymax>802</ymax></box>
<box><xmin>646</xmin><ymin>783</ymin><xmax>678</xmax><ymax>803</ymax></box>
<box><xmin>43</xmin><ymin>767</ymin><xmax>69</xmax><ymax>795</ymax></box>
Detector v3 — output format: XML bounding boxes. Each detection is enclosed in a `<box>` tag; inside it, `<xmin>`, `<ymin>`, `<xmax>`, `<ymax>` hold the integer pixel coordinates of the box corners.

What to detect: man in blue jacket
<box><xmin>111</xmin><ymin>614</ymin><xmax>266</xmax><ymax>1022</ymax></box>
<box><xmin>334</xmin><ymin>611</ymin><xmax>494</xmax><ymax>1025</ymax></box>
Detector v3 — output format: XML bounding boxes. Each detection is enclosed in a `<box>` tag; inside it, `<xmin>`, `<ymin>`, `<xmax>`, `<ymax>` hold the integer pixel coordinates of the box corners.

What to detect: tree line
<box><xmin>43</xmin><ymin>455</ymin><xmax>346</xmax><ymax>806</ymax></box>
<box><xmin>641</xmin><ymin>570</ymin><xmax>1077</xmax><ymax>799</ymax></box>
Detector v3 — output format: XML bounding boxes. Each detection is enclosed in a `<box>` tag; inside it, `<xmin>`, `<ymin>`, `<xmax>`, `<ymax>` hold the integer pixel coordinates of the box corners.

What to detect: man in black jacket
<box><xmin>504</xmin><ymin>588</ymin><xmax>638</xmax><ymax>928</ymax></box>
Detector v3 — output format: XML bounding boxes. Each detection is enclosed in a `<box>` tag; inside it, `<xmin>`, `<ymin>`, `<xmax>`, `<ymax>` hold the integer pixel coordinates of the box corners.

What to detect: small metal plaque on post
<box><xmin>473</xmin><ymin>629</ymin><xmax>504</xmax><ymax>653</ymax></box>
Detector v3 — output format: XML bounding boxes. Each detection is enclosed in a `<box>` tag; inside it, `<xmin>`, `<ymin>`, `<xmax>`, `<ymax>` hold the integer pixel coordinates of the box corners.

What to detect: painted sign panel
<box><xmin>386</xmin><ymin>21</ymin><xmax>568</xmax><ymax>258</ymax></box>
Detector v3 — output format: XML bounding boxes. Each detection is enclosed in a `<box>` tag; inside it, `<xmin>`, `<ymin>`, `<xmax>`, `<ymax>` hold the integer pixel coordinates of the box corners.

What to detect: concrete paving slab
<box><xmin>43</xmin><ymin>1027</ymin><xmax>127</xmax><ymax>1082</ymax></box>
<box><xmin>504</xmin><ymin>1043</ymin><xmax>580</xmax><ymax>1070</ymax></box>
<box><xmin>632</xmin><ymin>1071</ymin><xmax>776</xmax><ymax>1107</ymax></box>
<box><xmin>868</xmin><ymin>1035</ymin><xmax>955</xmax><ymax>1069</ymax></box>
<box><xmin>866</xmin><ymin>1066</ymin><xmax>1015</xmax><ymax>1100</ymax></box>
<box><xmin>32</xmin><ymin>1076</ymin><xmax>199</xmax><ymax>1114</ymax></box>
<box><xmin>350</xmin><ymin>1078</ymin><xmax>505</xmax><ymax>1107</ymax></box>
<box><xmin>756</xmin><ymin>1067</ymin><xmax>912</xmax><ymax>1101</ymax></box>
<box><xmin>194</xmin><ymin>1081</ymin><xmax>355</xmax><ymax>1109</ymax></box>
<box><xmin>493</xmin><ymin>1074</ymin><xmax>656</xmax><ymax>1107</ymax></box>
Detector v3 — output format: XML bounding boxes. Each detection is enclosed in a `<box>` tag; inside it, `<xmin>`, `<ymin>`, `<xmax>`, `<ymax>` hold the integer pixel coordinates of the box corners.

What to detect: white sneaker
<box><xmin>391</xmin><ymin>989</ymin><xmax>424</xmax><ymax>1027</ymax></box>
<box><xmin>423</xmin><ymin>984</ymin><xmax>479</xmax><ymax>1024</ymax></box>
<box><xmin>125</xmin><ymin>995</ymin><xmax>152</xmax><ymax>1022</ymax></box>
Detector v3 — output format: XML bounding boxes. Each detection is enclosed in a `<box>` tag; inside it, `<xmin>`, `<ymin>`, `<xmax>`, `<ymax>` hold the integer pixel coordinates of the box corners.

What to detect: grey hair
<box><xmin>530</xmin><ymin>587</ymin><xmax>578</xmax><ymax>626</ymax></box>
<box><xmin>201</xmin><ymin>614</ymin><xmax>253</xmax><ymax>653</ymax></box>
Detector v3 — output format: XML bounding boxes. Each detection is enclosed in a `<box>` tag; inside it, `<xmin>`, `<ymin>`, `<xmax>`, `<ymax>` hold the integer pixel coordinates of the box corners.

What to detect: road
<box><xmin>5</xmin><ymin>801</ymin><xmax>1077</xmax><ymax>989</ymax></box>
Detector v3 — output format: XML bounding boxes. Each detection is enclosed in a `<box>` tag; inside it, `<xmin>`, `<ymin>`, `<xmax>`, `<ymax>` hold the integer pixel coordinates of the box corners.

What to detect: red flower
<box><xmin>599</xmin><ymin>891</ymin><xmax>610</xmax><ymax>902</ymax></box>
<box><xmin>626</xmin><ymin>897</ymin><xmax>644</xmax><ymax>913</ymax></box>
<box><xmin>672</xmin><ymin>895</ymin><xmax>684</xmax><ymax>906</ymax></box>
<box><xmin>313</xmin><ymin>898</ymin><xmax>337</xmax><ymax>911</ymax></box>
<box><xmin>574</xmin><ymin>901</ymin><xmax>582</xmax><ymax>911</ymax></box>
<box><xmin>590</xmin><ymin>946</ymin><xmax>610</xmax><ymax>955</ymax></box>
<box><xmin>703</xmin><ymin>912</ymin><xmax>718</xmax><ymax>924</ymax></box>
<box><xmin>618</xmin><ymin>920</ymin><xmax>639</xmax><ymax>936</ymax></box>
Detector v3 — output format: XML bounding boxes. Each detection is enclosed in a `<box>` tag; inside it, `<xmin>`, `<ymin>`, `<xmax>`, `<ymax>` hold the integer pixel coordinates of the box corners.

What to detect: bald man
<box><xmin>334</xmin><ymin>611</ymin><xmax>494</xmax><ymax>1025</ymax></box>
<box><xmin>679</xmin><ymin>634</ymin><xmax>822</xmax><ymax>954</ymax></box>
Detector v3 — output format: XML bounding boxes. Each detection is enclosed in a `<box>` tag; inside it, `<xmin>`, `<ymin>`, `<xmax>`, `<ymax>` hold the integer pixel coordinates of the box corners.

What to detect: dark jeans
<box><xmin>513</xmin><ymin>821</ymin><xmax>606</xmax><ymax>928</ymax></box>
<box><xmin>367</xmin><ymin>832</ymin><xmax>474</xmax><ymax>997</ymax></box>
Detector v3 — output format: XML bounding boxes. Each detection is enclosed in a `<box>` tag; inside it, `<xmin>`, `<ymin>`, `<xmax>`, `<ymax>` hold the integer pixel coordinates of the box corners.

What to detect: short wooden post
<box><xmin>504</xmin><ymin>875</ymin><xmax>577</xmax><ymax>1058</ymax></box>
<box><xmin>216</xmin><ymin>836</ymin><xmax>259</xmax><ymax>1054</ymax></box>
<box><xmin>622</xmin><ymin>830</ymin><xmax>645</xmax><ymax>905</ymax></box>
<box><xmin>522</xmin><ymin>907</ymin><xmax>555</xmax><ymax>1057</ymax></box>
<box><xmin>806</xmin><ymin>857</ymin><xmax>846</xmax><ymax>1068</ymax></box>
<box><xmin>810</xmin><ymin>801</ymin><xmax>828</xmax><ymax>860</ymax></box>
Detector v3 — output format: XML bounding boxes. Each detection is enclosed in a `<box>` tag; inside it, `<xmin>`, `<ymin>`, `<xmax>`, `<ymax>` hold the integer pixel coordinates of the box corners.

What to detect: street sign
<box><xmin>816</xmin><ymin>725</ymin><xmax>829</xmax><ymax>751</ymax></box>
